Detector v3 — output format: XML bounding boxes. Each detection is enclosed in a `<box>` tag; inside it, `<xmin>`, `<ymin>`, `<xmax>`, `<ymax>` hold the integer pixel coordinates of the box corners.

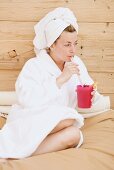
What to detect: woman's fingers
<box><xmin>91</xmin><ymin>89</ymin><xmax>96</xmax><ymax>103</ymax></box>
<box><xmin>65</xmin><ymin>62</ymin><xmax>79</xmax><ymax>69</ymax></box>
<box><xmin>65</xmin><ymin>61</ymin><xmax>78</xmax><ymax>66</ymax></box>
<box><xmin>66</xmin><ymin>63</ymin><xmax>80</xmax><ymax>75</ymax></box>
<box><xmin>91</xmin><ymin>91</ymin><xmax>95</xmax><ymax>95</ymax></box>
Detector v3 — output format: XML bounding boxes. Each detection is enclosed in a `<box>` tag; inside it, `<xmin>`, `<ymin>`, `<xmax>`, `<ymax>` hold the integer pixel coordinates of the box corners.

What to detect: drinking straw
<box><xmin>67</xmin><ymin>57</ymin><xmax>84</xmax><ymax>86</ymax></box>
<box><xmin>70</xmin><ymin>57</ymin><xmax>83</xmax><ymax>86</ymax></box>
<box><xmin>78</xmin><ymin>75</ymin><xmax>83</xmax><ymax>86</ymax></box>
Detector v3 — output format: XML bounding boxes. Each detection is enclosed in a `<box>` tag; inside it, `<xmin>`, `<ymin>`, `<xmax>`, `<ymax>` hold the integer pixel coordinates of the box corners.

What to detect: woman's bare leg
<box><xmin>32</xmin><ymin>125</ymin><xmax>80</xmax><ymax>156</ymax></box>
<box><xmin>50</xmin><ymin>119</ymin><xmax>75</xmax><ymax>134</ymax></box>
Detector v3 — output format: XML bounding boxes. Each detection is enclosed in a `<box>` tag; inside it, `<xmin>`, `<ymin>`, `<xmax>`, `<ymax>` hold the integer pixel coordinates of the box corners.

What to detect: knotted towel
<box><xmin>33</xmin><ymin>7</ymin><xmax>78</xmax><ymax>53</ymax></box>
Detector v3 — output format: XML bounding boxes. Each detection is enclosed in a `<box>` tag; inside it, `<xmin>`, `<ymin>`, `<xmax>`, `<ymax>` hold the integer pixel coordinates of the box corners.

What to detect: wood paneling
<box><xmin>0</xmin><ymin>39</ymin><xmax>113</xmax><ymax>55</ymax></box>
<box><xmin>0</xmin><ymin>0</ymin><xmax>114</xmax><ymax>22</ymax></box>
<box><xmin>79</xmin><ymin>23</ymin><xmax>114</xmax><ymax>41</ymax></box>
<box><xmin>0</xmin><ymin>70</ymin><xmax>19</xmax><ymax>91</ymax></box>
<box><xmin>0</xmin><ymin>22</ymin><xmax>114</xmax><ymax>40</ymax></box>
<box><xmin>0</xmin><ymin>70</ymin><xmax>113</xmax><ymax>93</ymax></box>
<box><xmin>0</xmin><ymin>0</ymin><xmax>114</xmax><ymax>107</ymax></box>
<box><xmin>0</xmin><ymin>22</ymin><xmax>34</xmax><ymax>40</ymax></box>
<box><xmin>0</xmin><ymin>41</ymin><xmax>33</xmax><ymax>55</ymax></box>
<box><xmin>80</xmin><ymin>55</ymin><xmax>114</xmax><ymax>73</ymax></box>
<box><xmin>89</xmin><ymin>72</ymin><xmax>114</xmax><ymax>93</ymax></box>
<box><xmin>0</xmin><ymin>42</ymin><xmax>113</xmax><ymax>72</ymax></box>
<box><xmin>0</xmin><ymin>50</ymin><xmax>35</xmax><ymax>70</ymax></box>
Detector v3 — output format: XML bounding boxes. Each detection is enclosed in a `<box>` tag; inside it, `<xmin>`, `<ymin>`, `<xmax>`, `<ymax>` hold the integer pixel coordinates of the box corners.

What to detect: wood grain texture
<box><xmin>0</xmin><ymin>50</ymin><xmax>35</xmax><ymax>70</ymax></box>
<box><xmin>0</xmin><ymin>70</ymin><xmax>113</xmax><ymax>92</ymax></box>
<box><xmin>89</xmin><ymin>72</ymin><xmax>114</xmax><ymax>93</ymax></box>
<box><xmin>0</xmin><ymin>22</ymin><xmax>114</xmax><ymax>40</ymax></box>
<box><xmin>0</xmin><ymin>70</ymin><xmax>19</xmax><ymax>91</ymax></box>
<box><xmin>0</xmin><ymin>0</ymin><xmax>114</xmax><ymax>107</ymax></box>
<box><xmin>0</xmin><ymin>0</ymin><xmax>114</xmax><ymax>22</ymax></box>
<box><xmin>0</xmin><ymin>41</ymin><xmax>113</xmax><ymax>72</ymax></box>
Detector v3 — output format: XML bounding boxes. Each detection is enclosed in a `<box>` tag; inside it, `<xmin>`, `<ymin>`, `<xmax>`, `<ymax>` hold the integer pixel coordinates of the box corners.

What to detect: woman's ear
<box><xmin>50</xmin><ymin>41</ymin><xmax>56</xmax><ymax>52</ymax></box>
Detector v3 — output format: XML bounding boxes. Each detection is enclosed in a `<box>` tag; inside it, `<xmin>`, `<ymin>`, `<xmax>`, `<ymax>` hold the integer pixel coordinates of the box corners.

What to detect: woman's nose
<box><xmin>70</xmin><ymin>45</ymin><xmax>76</xmax><ymax>54</ymax></box>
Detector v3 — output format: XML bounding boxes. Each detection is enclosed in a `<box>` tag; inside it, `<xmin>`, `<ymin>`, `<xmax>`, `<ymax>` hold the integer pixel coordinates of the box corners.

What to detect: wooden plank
<box><xmin>0</xmin><ymin>40</ymin><xmax>33</xmax><ymax>55</ymax></box>
<box><xmin>0</xmin><ymin>70</ymin><xmax>113</xmax><ymax>93</ymax></box>
<box><xmin>0</xmin><ymin>0</ymin><xmax>114</xmax><ymax>22</ymax></box>
<box><xmin>76</xmin><ymin>39</ymin><xmax>114</xmax><ymax>72</ymax></box>
<box><xmin>0</xmin><ymin>40</ymin><xmax>114</xmax><ymax>72</ymax></box>
<box><xmin>79</xmin><ymin>22</ymin><xmax>114</xmax><ymax>41</ymax></box>
<box><xmin>77</xmin><ymin>39</ymin><xmax>114</xmax><ymax>51</ymax></box>
<box><xmin>0</xmin><ymin>50</ymin><xmax>35</xmax><ymax>70</ymax></box>
<box><xmin>89</xmin><ymin>72</ymin><xmax>114</xmax><ymax>93</ymax></box>
<box><xmin>80</xmin><ymin>56</ymin><xmax>114</xmax><ymax>73</ymax></box>
<box><xmin>0</xmin><ymin>70</ymin><xmax>19</xmax><ymax>91</ymax></box>
<box><xmin>0</xmin><ymin>50</ymin><xmax>113</xmax><ymax>73</ymax></box>
<box><xmin>0</xmin><ymin>72</ymin><xmax>114</xmax><ymax>108</ymax></box>
<box><xmin>0</xmin><ymin>22</ymin><xmax>114</xmax><ymax>41</ymax></box>
<box><xmin>0</xmin><ymin>21</ymin><xmax>35</xmax><ymax>40</ymax></box>
<box><xmin>0</xmin><ymin>39</ymin><xmax>113</xmax><ymax>56</ymax></box>
<box><xmin>0</xmin><ymin>71</ymin><xmax>113</xmax><ymax>109</ymax></box>
<box><xmin>77</xmin><ymin>44</ymin><xmax>114</xmax><ymax>59</ymax></box>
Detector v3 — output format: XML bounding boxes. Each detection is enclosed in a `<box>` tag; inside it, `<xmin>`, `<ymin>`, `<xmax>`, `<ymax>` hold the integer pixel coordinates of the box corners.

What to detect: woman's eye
<box><xmin>64</xmin><ymin>43</ymin><xmax>78</xmax><ymax>47</ymax></box>
<box><xmin>64</xmin><ymin>44</ymin><xmax>70</xmax><ymax>47</ymax></box>
<box><xmin>74</xmin><ymin>42</ymin><xmax>78</xmax><ymax>46</ymax></box>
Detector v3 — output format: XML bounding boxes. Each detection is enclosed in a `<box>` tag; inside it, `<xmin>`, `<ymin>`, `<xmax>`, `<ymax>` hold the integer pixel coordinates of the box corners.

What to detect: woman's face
<box><xmin>51</xmin><ymin>31</ymin><xmax>78</xmax><ymax>63</ymax></box>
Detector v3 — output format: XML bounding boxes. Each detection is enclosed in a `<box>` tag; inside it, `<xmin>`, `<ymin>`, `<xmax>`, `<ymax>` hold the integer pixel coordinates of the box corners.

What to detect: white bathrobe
<box><xmin>0</xmin><ymin>50</ymin><xmax>110</xmax><ymax>158</ymax></box>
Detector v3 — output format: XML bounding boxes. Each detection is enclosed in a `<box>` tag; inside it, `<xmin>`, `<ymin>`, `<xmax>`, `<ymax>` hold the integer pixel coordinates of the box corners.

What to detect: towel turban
<box><xmin>33</xmin><ymin>7</ymin><xmax>78</xmax><ymax>53</ymax></box>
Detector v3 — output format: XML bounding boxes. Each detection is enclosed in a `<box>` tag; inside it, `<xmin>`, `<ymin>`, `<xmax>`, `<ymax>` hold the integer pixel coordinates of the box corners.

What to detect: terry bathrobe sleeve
<box><xmin>15</xmin><ymin>59</ymin><xmax>63</xmax><ymax>108</ymax></box>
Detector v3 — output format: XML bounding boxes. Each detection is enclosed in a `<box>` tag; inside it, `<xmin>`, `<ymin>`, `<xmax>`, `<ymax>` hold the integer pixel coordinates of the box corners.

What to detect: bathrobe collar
<box><xmin>37</xmin><ymin>50</ymin><xmax>62</xmax><ymax>77</ymax></box>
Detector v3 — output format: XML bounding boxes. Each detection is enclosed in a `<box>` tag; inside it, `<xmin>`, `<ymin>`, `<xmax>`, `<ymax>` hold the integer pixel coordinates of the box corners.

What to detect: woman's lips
<box><xmin>67</xmin><ymin>56</ymin><xmax>73</xmax><ymax>60</ymax></box>
<box><xmin>67</xmin><ymin>56</ymin><xmax>72</xmax><ymax>58</ymax></box>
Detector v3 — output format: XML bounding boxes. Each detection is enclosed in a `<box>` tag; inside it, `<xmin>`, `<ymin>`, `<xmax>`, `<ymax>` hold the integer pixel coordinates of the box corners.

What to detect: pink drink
<box><xmin>76</xmin><ymin>85</ymin><xmax>93</xmax><ymax>108</ymax></box>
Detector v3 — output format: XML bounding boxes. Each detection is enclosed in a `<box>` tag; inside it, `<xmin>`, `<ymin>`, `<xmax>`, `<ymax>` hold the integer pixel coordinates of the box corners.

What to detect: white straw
<box><xmin>78</xmin><ymin>75</ymin><xmax>83</xmax><ymax>86</ymax></box>
<box><xmin>71</xmin><ymin>57</ymin><xmax>83</xmax><ymax>86</ymax></box>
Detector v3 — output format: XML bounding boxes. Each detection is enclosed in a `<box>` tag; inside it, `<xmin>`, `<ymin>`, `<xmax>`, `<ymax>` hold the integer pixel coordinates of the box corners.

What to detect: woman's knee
<box><xmin>61</xmin><ymin>119</ymin><xmax>76</xmax><ymax>127</ymax></box>
<box><xmin>57</xmin><ymin>119</ymin><xmax>76</xmax><ymax>130</ymax></box>
<box><xmin>50</xmin><ymin>119</ymin><xmax>76</xmax><ymax>134</ymax></box>
<box><xmin>62</xmin><ymin>126</ymin><xmax>80</xmax><ymax>148</ymax></box>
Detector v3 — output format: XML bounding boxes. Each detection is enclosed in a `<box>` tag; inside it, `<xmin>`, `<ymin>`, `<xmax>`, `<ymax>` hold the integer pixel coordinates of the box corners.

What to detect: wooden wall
<box><xmin>0</xmin><ymin>0</ymin><xmax>114</xmax><ymax>109</ymax></box>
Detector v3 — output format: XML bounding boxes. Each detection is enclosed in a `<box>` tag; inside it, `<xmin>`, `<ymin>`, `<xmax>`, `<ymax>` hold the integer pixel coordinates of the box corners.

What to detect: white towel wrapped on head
<box><xmin>33</xmin><ymin>7</ymin><xmax>78</xmax><ymax>53</ymax></box>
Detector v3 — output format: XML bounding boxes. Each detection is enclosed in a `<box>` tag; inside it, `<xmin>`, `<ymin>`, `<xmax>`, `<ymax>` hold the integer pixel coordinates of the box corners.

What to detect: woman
<box><xmin>0</xmin><ymin>7</ymin><xmax>110</xmax><ymax>159</ymax></box>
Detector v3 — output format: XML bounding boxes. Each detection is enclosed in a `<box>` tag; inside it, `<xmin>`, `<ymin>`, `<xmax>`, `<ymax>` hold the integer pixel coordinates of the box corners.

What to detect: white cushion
<box><xmin>0</xmin><ymin>91</ymin><xmax>17</xmax><ymax>106</ymax></box>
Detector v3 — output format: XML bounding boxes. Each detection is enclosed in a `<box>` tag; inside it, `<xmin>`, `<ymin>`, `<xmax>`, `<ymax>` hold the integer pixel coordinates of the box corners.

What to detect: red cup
<box><xmin>76</xmin><ymin>85</ymin><xmax>93</xmax><ymax>108</ymax></box>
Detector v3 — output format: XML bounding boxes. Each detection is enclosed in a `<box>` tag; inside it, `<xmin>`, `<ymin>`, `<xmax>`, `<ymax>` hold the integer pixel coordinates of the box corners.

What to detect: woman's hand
<box><xmin>91</xmin><ymin>88</ymin><xmax>97</xmax><ymax>105</ymax></box>
<box><xmin>63</xmin><ymin>62</ymin><xmax>80</xmax><ymax>80</ymax></box>
<box><xmin>56</xmin><ymin>62</ymin><xmax>80</xmax><ymax>88</ymax></box>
